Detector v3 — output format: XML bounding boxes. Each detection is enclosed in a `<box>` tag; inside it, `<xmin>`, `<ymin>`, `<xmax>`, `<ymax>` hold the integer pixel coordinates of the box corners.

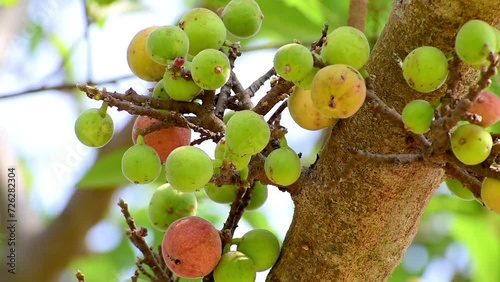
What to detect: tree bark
<box><xmin>268</xmin><ymin>1</ymin><xmax>500</xmax><ymax>281</ymax></box>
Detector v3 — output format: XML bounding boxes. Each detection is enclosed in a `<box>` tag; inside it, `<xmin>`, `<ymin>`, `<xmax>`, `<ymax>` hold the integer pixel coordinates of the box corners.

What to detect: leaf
<box><xmin>0</xmin><ymin>0</ymin><xmax>18</xmax><ymax>7</ymax></box>
<box><xmin>76</xmin><ymin>148</ymin><xmax>129</xmax><ymax>189</ymax></box>
<box><xmin>282</xmin><ymin>0</ymin><xmax>325</xmax><ymax>25</ymax></box>
<box><xmin>451</xmin><ymin>213</ymin><xmax>500</xmax><ymax>282</ymax></box>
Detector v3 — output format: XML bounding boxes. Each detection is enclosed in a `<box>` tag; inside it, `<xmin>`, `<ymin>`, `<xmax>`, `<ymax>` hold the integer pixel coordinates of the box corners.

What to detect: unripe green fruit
<box><xmin>321</xmin><ymin>26</ymin><xmax>370</xmax><ymax>70</ymax></box>
<box><xmin>179</xmin><ymin>8</ymin><xmax>227</xmax><ymax>56</ymax></box>
<box><xmin>402</xmin><ymin>46</ymin><xmax>449</xmax><ymax>93</ymax></box>
<box><xmin>214</xmin><ymin>138</ymin><xmax>227</xmax><ymax>160</ymax></box>
<box><xmin>401</xmin><ymin>99</ymin><xmax>434</xmax><ymax>134</ymax></box>
<box><xmin>221</xmin><ymin>0</ymin><xmax>263</xmax><ymax>39</ymax></box>
<box><xmin>237</xmin><ymin>229</ymin><xmax>280</xmax><ymax>271</ymax></box>
<box><xmin>162</xmin><ymin>216</ymin><xmax>222</xmax><ymax>278</ymax></box>
<box><xmin>74</xmin><ymin>108</ymin><xmax>114</xmax><ymax>148</ymax></box>
<box><xmin>445</xmin><ymin>178</ymin><xmax>474</xmax><ymax>201</ymax></box>
<box><xmin>265</xmin><ymin>144</ymin><xmax>301</xmax><ymax>186</ymax></box>
<box><xmin>310</xmin><ymin>64</ymin><xmax>366</xmax><ymax>118</ymax></box>
<box><xmin>288</xmin><ymin>86</ymin><xmax>338</xmax><ymax>130</ymax></box>
<box><xmin>481</xmin><ymin>177</ymin><xmax>500</xmax><ymax>214</ymax></box>
<box><xmin>148</xmin><ymin>183</ymin><xmax>197</xmax><ymax>231</ymax></box>
<box><xmin>450</xmin><ymin>124</ymin><xmax>492</xmax><ymax>165</ymax></box>
<box><xmin>225</xmin><ymin>110</ymin><xmax>270</xmax><ymax>156</ymax></box>
<box><xmin>246</xmin><ymin>181</ymin><xmax>268</xmax><ymax>210</ymax></box>
<box><xmin>293</xmin><ymin>67</ymin><xmax>320</xmax><ymax>90</ymax></box>
<box><xmin>163</xmin><ymin>65</ymin><xmax>202</xmax><ymax>102</ymax></box>
<box><xmin>191</xmin><ymin>49</ymin><xmax>230</xmax><ymax>90</ymax></box>
<box><xmin>225</xmin><ymin>149</ymin><xmax>251</xmax><ymax>171</ymax></box>
<box><xmin>146</xmin><ymin>25</ymin><xmax>189</xmax><ymax>65</ymax></box>
<box><xmin>213</xmin><ymin>251</ymin><xmax>256</xmax><ymax>282</ymax></box>
<box><xmin>223</xmin><ymin>110</ymin><xmax>236</xmax><ymax>124</ymax></box>
<box><xmin>205</xmin><ymin>183</ymin><xmax>237</xmax><ymax>204</ymax></box>
<box><xmin>165</xmin><ymin>146</ymin><xmax>214</xmax><ymax>192</ymax></box>
<box><xmin>494</xmin><ymin>27</ymin><xmax>500</xmax><ymax>53</ymax></box>
<box><xmin>127</xmin><ymin>26</ymin><xmax>166</xmax><ymax>82</ymax></box>
<box><xmin>455</xmin><ymin>19</ymin><xmax>497</xmax><ymax>66</ymax></box>
<box><xmin>152</xmin><ymin>79</ymin><xmax>168</xmax><ymax>99</ymax></box>
<box><xmin>273</xmin><ymin>43</ymin><xmax>313</xmax><ymax>82</ymax></box>
<box><xmin>121</xmin><ymin>141</ymin><xmax>162</xmax><ymax>184</ymax></box>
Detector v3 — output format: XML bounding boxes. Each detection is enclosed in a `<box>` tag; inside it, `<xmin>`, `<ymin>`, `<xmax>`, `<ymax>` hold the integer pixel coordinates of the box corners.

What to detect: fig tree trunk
<box><xmin>268</xmin><ymin>1</ymin><xmax>500</xmax><ymax>281</ymax></box>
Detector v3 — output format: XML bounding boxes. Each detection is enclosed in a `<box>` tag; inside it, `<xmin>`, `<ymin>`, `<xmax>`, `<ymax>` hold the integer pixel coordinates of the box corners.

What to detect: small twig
<box><xmin>190</xmin><ymin>136</ymin><xmax>212</xmax><ymax>146</ymax></box>
<box><xmin>311</xmin><ymin>23</ymin><xmax>329</xmax><ymax>53</ymax></box>
<box><xmin>430</xmin><ymin>52</ymin><xmax>499</xmax><ymax>152</ymax></box>
<box><xmin>118</xmin><ymin>199</ymin><xmax>169</xmax><ymax>282</ymax></box>
<box><xmin>439</xmin><ymin>52</ymin><xmax>463</xmax><ymax>118</ymax></box>
<box><xmin>75</xmin><ymin>270</ymin><xmax>85</xmax><ymax>282</ymax></box>
<box><xmin>136</xmin><ymin>259</ymin><xmax>157</xmax><ymax>282</ymax></box>
<box><xmin>364</xmin><ymin>76</ymin><xmax>432</xmax><ymax>149</ymax></box>
<box><xmin>247</xmin><ymin>67</ymin><xmax>276</xmax><ymax>96</ymax></box>
<box><xmin>215</xmin><ymin>74</ymin><xmax>235</xmax><ymax>118</ymax></box>
<box><xmin>267</xmin><ymin>101</ymin><xmax>288</xmax><ymax>125</ymax></box>
<box><xmin>444</xmin><ymin>163</ymin><xmax>482</xmax><ymax>199</ymax></box>
<box><xmin>253</xmin><ymin>78</ymin><xmax>294</xmax><ymax>116</ymax></box>
<box><xmin>131</xmin><ymin>270</ymin><xmax>140</xmax><ymax>282</ymax></box>
<box><xmin>347</xmin><ymin>0</ymin><xmax>368</xmax><ymax>32</ymax></box>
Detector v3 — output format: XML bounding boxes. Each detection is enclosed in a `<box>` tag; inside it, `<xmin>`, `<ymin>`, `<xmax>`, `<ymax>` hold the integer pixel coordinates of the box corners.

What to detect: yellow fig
<box><xmin>288</xmin><ymin>86</ymin><xmax>338</xmax><ymax>130</ymax></box>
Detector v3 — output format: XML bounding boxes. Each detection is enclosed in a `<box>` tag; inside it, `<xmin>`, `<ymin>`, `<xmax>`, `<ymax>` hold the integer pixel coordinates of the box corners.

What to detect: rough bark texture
<box><xmin>268</xmin><ymin>1</ymin><xmax>500</xmax><ymax>281</ymax></box>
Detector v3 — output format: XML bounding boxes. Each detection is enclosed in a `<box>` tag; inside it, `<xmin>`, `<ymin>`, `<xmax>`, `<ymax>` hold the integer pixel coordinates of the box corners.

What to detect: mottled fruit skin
<box><xmin>455</xmin><ymin>20</ymin><xmax>497</xmax><ymax>66</ymax></box>
<box><xmin>445</xmin><ymin>178</ymin><xmax>474</xmax><ymax>201</ymax></box>
<box><xmin>165</xmin><ymin>146</ymin><xmax>214</xmax><ymax>192</ymax></box>
<box><xmin>191</xmin><ymin>49</ymin><xmax>230</xmax><ymax>90</ymax></box>
<box><xmin>132</xmin><ymin>116</ymin><xmax>191</xmax><ymax>163</ymax></box>
<box><xmin>402</xmin><ymin>46</ymin><xmax>449</xmax><ymax>93</ymax></box>
<box><xmin>127</xmin><ymin>26</ymin><xmax>166</xmax><ymax>81</ymax></box>
<box><xmin>121</xmin><ymin>143</ymin><xmax>162</xmax><ymax>184</ymax></box>
<box><xmin>74</xmin><ymin>108</ymin><xmax>114</xmax><ymax>148</ymax></box>
<box><xmin>213</xmin><ymin>251</ymin><xmax>256</xmax><ymax>282</ymax></box>
<box><xmin>179</xmin><ymin>8</ymin><xmax>227</xmax><ymax>56</ymax></box>
<box><xmin>225</xmin><ymin>149</ymin><xmax>251</xmax><ymax>171</ymax></box>
<box><xmin>221</xmin><ymin>0</ymin><xmax>263</xmax><ymax>39</ymax></box>
<box><xmin>288</xmin><ymin>86</ymin><xmax>338</xmax><ymax>130</ymax></box>
<box><xmin>162</xmin><ymin>216</ymin><xmax>222</xmax><ymax>278</ymax></box>
<box><xmin>163</xmin><ymin>65</ymin><xmax>202</xmax><ymax>102</ymax></box>
<box><xmin>310</xmin><ymin>64</ymin><xmax>366</xmax><ymax>118</ymax></box>
<box><xmin>321</xmin><ymin>26</ymin><xmax>370</xmax><ymax>70</ymax></box>
<box><xmin>481</xmin><ymin>177</ymin><xmax>500</xmax><ymax>214</ymax></box>
<box><xmin>450</xmin><ymin>124</ymin><xmax>492</xmax><ymax>165</ymax></box>
<box><xmin>401</xmin><ymin>99</ymin><xmax>435</xmax><ymax>134</ymax></box>
<box><xmin>148</xmin><ymin>183</ymin><xmax>197</xmax><ymax>231</ymax></box>
<box><xmin>273</xmin><ymin>43</ymin><xmax>313</xmax><ymax>82</ymax></box>
<box><xmin>467</xmin><ymin>90</ymin><xmax>500</xmax><ymax>127</ymax></box>
<box><xmin>146</xmin><ymin>25</ymin><xmax>189</xmax><ymax>65</ymax></box>
<box><xmin>225</xmin><ymin>110</ymin><xmax>270</xmax><ymax>156</ymax></box>
<box><xmin>237</xmin><ymin>229</ymin><xmax>280</xmax><ymax>271</ymax></box>
<box><xmin>264</xmin><ymin>147</ymin><xmax>301</xmax><ymax>186</ymax></box>
<box><xmin>152</xmin><ymin>79</ymin><xmax>169</xmax><ymax>99</ymax></box>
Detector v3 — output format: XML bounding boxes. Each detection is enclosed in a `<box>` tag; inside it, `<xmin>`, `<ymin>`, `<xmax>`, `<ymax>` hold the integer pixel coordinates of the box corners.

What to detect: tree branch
<box><xmin>348</xmin><ymin>0</ymin><xmax>369</xmax><ymax>32</ymax></box>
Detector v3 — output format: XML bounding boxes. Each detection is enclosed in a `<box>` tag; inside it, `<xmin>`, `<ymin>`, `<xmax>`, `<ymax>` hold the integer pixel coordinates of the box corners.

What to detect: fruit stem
<box><xmin>279</xmin><ymin>136</ymin><xmax>289</xmax><ymax>148</ymax></box>
<box><xmin>213</xmin><ymin>159</ymin><xmax>223</xmax><ymax>168</ymax></box>
<box><xmin>136</xmin><ymin>135</ymin><xmax>145</xmax><ymax>145</ymax></box>
<box><xmin>231</xmin><ymin>237</ymin><xmax>242</xmax><ymax>246</ymax></box>
<box><xmin>98</xmin><ymin>102</ymin><xmax>109</xmax><ymax>118</ymax></box>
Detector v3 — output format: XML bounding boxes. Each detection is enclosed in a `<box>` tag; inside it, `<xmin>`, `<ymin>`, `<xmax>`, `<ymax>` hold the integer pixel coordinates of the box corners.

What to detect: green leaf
<box><xmin>451</xmin><ymin>214</ymin><xmax>500</xmax><ymax>282</ymax></box>
<box><xmin>27</xmin><ymin>23</ymin><xmax>45</xmax><ymax>53</ymax></box>
<box><xmin>77</xmin><ymin>148</ymin><xmax>129</xmax><ymax>189</ymax></box>
<box><xmin>0</xmin><ymin>0</ymin><xmax>19</xmax><ymax>7</ymax></box>
<box><xmin>282</xmin><ymin>0</ymin><xmax>325</xmax><ymax>25</ymax></box>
